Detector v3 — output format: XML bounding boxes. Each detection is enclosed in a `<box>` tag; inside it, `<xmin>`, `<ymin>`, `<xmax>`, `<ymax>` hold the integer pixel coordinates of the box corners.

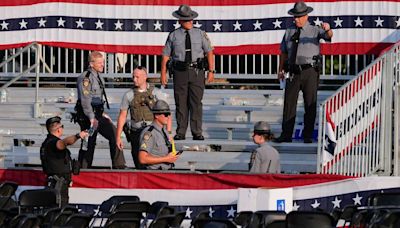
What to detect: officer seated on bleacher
<box><xmin>40</xmin><ymin>116</ymin><xmax>88</xmax><ymax>206</ymax></box>
<box><xmin>249</xmin><ymin>121</ymin><xmax>281</xmax><ymax>173</ymax></box>
<box><xmin>138</xmin><ymin>100</ymin><xmax>180</xmax><ymax>170</ymax></box>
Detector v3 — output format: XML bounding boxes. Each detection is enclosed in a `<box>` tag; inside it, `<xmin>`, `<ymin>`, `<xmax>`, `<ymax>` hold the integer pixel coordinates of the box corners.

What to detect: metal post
<box><xmin>34</xmin><ymin>44</ymin><xmax>41</xmax><ymax>118</ymax></box>
<box><xmin>394</xmin><ymin>84</ymin><xmax>400</xmax><ymax>176</ymax></box>
<box><xmin>316</xmin><ymin>104</ymin><xmax>324</xmax><ymax>173</ymax></box>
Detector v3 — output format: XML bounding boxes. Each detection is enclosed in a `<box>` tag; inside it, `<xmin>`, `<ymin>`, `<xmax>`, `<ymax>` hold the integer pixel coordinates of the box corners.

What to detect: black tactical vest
<box><xmin>40</xmin><ymin>135</ymin><xmax>72</xmax><ymax>175</ymax></box>
<box><xmin>129</xmin><ymin>85</ymin><xmax>156</xmax><ymax>122</ymax></box>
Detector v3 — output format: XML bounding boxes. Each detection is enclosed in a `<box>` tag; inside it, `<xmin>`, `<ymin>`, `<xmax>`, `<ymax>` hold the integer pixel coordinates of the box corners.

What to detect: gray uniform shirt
<box><xmin>249</xmin><ymin>142</ymin><xmax>281</xmax><ymax>173</ymax></box>
<box><xmin>162</xmin><ymin>27</ymin><xmax>213</xmax><ymax>61</ymax></box>
<box><xmin>139</xmin><ymin>122</ymin><xmax>172</xmax><ymax>170</ymax></box>
<box><xmin>77</xmin><ymin>68</ymin><xmax>105</xmax><ymax>120</ymax></box>
<box><xmin>280</xmin><ymin>21</ymin><xmax>331</xmax><ymax>65</ymax></box>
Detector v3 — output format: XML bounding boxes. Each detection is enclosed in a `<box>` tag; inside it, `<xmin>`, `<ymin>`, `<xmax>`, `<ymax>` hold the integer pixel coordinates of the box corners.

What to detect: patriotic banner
<box><xmin>0</xmin><ymin>0</ymin><xmax>399</xmax><ymax>54</ymax></box>
<box><xmin>323</xmin><ymin>110</ymin><xmax>336</xmax><ymax>166</ymax></box>
<box><xmin>322</xmin><ymin>60</ymin><xmax>383</xmax><ymax>173</ymax></box>
<box><xmin>3</xmin><ymin>168</ymin><xmax>400</xmax><ymax>221</ymax></box>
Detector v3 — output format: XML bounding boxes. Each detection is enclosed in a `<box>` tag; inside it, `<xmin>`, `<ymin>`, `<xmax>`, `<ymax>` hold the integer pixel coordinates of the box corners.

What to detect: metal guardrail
<box><xmin>0</xmin><ymin>42</ymin><xmax>52</xmax><ymax>117</ymax></box>
<box><xmin>317</xmin><ymin>42</ymin><xmax>400</xmax><ymax>177</ymax></box>
<box><xmin>0</xmin><ymin>44</ymin><xmax>374</xmax><ymax>84</ymax></box>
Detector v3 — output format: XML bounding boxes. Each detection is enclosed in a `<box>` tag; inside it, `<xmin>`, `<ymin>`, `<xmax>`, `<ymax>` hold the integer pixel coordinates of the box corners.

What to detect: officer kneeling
<box><xmin>138</xmin><ymin>100</ymin><xmax>179</xmax><ymax>170</ymax></box>
<box><xmin>40</xmin><ymin>116</ymin><xmax>88</xmax><ymax>206</ymax></box>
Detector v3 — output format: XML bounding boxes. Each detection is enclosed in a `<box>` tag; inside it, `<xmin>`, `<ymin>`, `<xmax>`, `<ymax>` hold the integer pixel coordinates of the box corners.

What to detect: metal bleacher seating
<box><xmin>0</xmin><ymin>86</ymin><xmax>335</xmax><ymax>173</ymax></box>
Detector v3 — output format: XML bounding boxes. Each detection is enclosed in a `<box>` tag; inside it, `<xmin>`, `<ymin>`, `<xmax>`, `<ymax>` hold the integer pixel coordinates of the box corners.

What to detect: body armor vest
<box><xmin>129</xmin><ymin>85</ymin><xmax>156</xmax><ymax>122</ymax></box>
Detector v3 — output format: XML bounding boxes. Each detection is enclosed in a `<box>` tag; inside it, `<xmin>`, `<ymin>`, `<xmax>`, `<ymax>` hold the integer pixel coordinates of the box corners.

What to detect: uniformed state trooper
<box><xmin>138</xmin><ymin>100</ymin><xmax>179</xmax><ymax>170</ymax></box>
<box><xmin>116</xmin><ymin>66</ymin><xmax>169</xmax><ymax>169</ymax></box>
<box><xmin>249</xmin><ymin>121</ymin><xmax>281</xmax><ymax>174</ymax></box>
<box><xmin>161</xmin><ymin>4</ymin><xmax>215</xmax><ymax>141</ymax></box>
<box><xmin>275</xmin><ymin>1</ymin><xmax>333</xmax><ymax>144</ymax></box>
<box><xmin>76</xmin><ymin>51</ymin><xmax>126</xmax><ymax>169</ymax></box>
<box><xmin>40</xmin><ymin>116</ymin><xmax>89</xmax><ymax>206</ymax></box>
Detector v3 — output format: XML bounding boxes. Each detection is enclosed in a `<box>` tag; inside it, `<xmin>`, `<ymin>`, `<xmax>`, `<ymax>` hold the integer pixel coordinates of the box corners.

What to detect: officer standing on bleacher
<box><xmin>138</xmin><ymin>100</ymin><xmax>179</xmax><ymax>170</ymax></box>
<box><xmin>275</xmin><ymin>1</ymin><xmax>333</xmax><ymax>144</ymax></box>
<box><xmin>40</xmin><ymin>116</ymin><xmax>88</xmax><ymax>206</ymax></box>
<box><xmin>160</xmin><ymin>4</ymin><xmax>215</xmax><ymax>141</ymax></box>
<box><xmin>75</xmin><ymin>51</ymin><xmax>126</xmax><ymax>169</ymax></box>
<box><xmin>116</xmin><ymin>66</ymin><xmax>168</xmax><ymax>169</ymax></box>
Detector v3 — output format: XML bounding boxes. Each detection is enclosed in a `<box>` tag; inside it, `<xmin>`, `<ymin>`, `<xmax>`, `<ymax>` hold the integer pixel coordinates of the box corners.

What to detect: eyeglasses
<box><xmin>162</xmin><ymin>113</ymin><xmax>170</xmax><ymax>117</ymax></box>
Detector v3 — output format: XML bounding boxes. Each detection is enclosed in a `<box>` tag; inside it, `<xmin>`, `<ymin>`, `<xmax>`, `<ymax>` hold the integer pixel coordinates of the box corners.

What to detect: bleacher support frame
<box><xmin>317</xmin><ymin>42</ymin><xmax>400</xmax><ymax>177</ymax></box>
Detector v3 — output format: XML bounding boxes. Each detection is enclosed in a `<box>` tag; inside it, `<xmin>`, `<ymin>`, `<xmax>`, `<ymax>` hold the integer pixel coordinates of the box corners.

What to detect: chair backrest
<box><xmin>114</xmin><ymin>201</ymin><xmax>151</xmax><ymax>214</ymax></box>
<box><xmin>255</xmin><ymin>210</ymin><xmax>286</xmax><ymax>226</ymax></box>
<box><xmin>18</xmin><ymin>188</ymin><xmax>58</xmax><ymax>213</ymax></box>
<box><xmin>149</xmin><ymin>215</ymin><xmax>172</xmax><ymax>228</ymax></box>
<box><xmin>108</xmin><ymin>210</ymin><xmax>144</xmax><ymax>220</ymax></box>
<box><xmin>286</xmin><ymin>211</ymin><xmax>334</xmax><ymax>228</ymax></box>
<box><xmin>105</xmin><ymin>218</ymin><xmax>141</xmax><ymax>228</ymax></box>
<box><xmin>170</xmin><ymin>211</ymin><xmax>186</xmax><ymax>228</ymax></box>
<box><xmin>64</xmin><ymin>213</ymin><xmax>93</xmax><ymax>228</ymax></box>
<box><xmin>156</xmin><ymin>206</ymin><xmax>175</xmax><ymax>218</ymax></box>
<box><xmin>374</xmin><ymin>210</ymin><xmax>400</xmax><ymax>228</ymax></box>
<box><xmin>0</xmin><ymin>182</ymin><xmax>18</xmax><ymax>197</ymax></box>
<box><xmin>17</xmin><ymin>214</ymin><xmax>41</xmax><ymax>228</ymax></box>
<box><xmin>42</xmin><ymin>207</ymin><xmax>62</xmax><ymax>225</ymax></box>
<box><xmin>191</xmin><ymin>210</ymin><xmax>211</xmax><ymax>226</ymax></box>
<box><xmin>150</xmin><ymin>201</ymin><xmax>169</xmax><ymax>216</ymax></box>
<box><xmin>233</xmin><ymin>211</ymin><xmax>253</xmax><ymax>226</ymax></box>
<box><xmin>192</xmin><ymin>218</ymin><xmax>237</xmax><ymax>228</ymax></box>
<box><xmin>0</xmin><ymin>196</ymin><xmax>17</xmax><ymax>209</ymax></box>
<box><xmin>99</xmin><ymin>195</ymin><xmax>140</xmax><ymax>216</ymax></box>
<box><xmin>246</xmin><ymin>213</ymin><xmax>262</xmax><ymax>228</ymax></box>
<box><xmin>368</xmin><ymin>192</ymin><xmax>400</xmax><ymax>206</ymax></box>
<box><xmin>265</xmin><ymin>220</ymin><xmax>285</xmax><ymax>228</ymax></box>
<box><xmin>52</xmin><ymin>210</ymin><xmax>74</xmax><ymax>226</ymax></box>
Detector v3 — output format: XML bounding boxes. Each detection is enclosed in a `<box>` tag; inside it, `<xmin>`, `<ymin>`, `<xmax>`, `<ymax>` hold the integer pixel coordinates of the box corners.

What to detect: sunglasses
<box><xmin>161</xmin><ymin>113</ymin><xmax>170</xmax><ymax>117</ymax></box>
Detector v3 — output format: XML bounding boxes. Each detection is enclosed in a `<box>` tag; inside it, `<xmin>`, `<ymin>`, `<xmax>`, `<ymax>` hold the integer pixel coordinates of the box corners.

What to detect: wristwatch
<box><xmin>75</xmin><ymin>133</ymin><xmax>81</xmax><ymax>140</ymax></box>
<box><xmin>208</xmin><ymin>69</ymin><xmax>216</xmax><ymax>73</ymax></box>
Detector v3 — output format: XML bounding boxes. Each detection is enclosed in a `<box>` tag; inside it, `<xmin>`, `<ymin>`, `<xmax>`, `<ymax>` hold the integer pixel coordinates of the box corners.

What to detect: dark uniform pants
<box><xmin>129</xmin><ymin>129</ymin><xmax>144</xmax><ymax>169</ymax></box>
<box><xmin>282</xmin><ymin>67</ymin><xmax>319</xmax><ymax>139</ymax></box>
<box><xmin>78</xmin><ymin>115</ymin><xmax>126</xmax><ymax>168</ymax></box>
<box><xmin>173</xmin><ymin>68</ymin><xmax>205</xmax><ymax>136</ymax></box>
<box><xmin>47</xmin><ymin>174</ymin><xmax>71</xmax><ymax>207</ymax></box>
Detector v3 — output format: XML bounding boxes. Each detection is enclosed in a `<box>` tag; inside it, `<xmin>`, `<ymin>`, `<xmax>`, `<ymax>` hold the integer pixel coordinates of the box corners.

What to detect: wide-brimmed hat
<box><xmin>288</xmin><ymin>1</ymin><xmax>313</xmax><ymax>17</ymax></box>
<box><xmin>172</xmin><ymin>4</ymin><xmax>198</xmax><ymax>20</ymax></box>
<box><xmin>254</xmin><ymin>121</ymin><xmax>271</xmax><ymax>135</ymax></box>
<box><xmin>152</xmin><ymin>100</ymin><xmax>171</xmax><ymax>114</ymax></box>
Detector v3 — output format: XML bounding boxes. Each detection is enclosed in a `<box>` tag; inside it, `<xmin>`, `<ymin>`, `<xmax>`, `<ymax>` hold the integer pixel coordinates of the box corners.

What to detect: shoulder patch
<box><xmin>143</xmin><ymin>131</ymin><xmax>152</xmax><ymax>141</ymax></box>
<box><xmin>140</xmin><ymin>143</ymin><xmax>147</xmax><ymax>149</ymax></box>
<box><xmin>83</xmin><ymin>78</ymin><xmax>90</xmax><ymax>87</ymax></box>
<box><xmin>203</xmin><ymin>32</ymin><xmax>213</xmax><ymax>49</ymax></box>
<box><xmin>82</xmin><ymin>78</ymin><xmax>90</xmax><ymax>96</ymax></box>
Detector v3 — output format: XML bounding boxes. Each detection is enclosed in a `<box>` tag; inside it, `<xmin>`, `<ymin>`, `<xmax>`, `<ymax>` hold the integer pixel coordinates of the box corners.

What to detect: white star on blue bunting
<box><xmin>226</xmin><ymin>206</ymin><xmax>236</xmax><ymax>218</ymax></box>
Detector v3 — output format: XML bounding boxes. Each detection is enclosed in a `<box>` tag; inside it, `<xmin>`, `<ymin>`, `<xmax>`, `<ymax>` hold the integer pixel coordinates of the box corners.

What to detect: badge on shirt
<box><xmin>82</xmin><ymin>78</ymin><xmax>90</xmax><ymax>96</ymax></box>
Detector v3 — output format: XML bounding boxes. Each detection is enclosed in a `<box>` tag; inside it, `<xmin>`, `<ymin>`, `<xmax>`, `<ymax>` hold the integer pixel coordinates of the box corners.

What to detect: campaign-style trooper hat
<box><xmin>253</xmin><ymin>121</ymin><xmax>271</xmax><ymax>134</ymax></box>
<box><xmin>288</xmin><ymin>1</ymin><xmax>313</xmax><ymax>17</ymax></box>
<box><xmin>172</xmin><ymin>4</ymin><xmax>199</xmax><ymax>20</ymax></box>
<box><xmin>152</xmin><ymin>100</ymin><xmax>171</xmax><ymax>114</ymax></box>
